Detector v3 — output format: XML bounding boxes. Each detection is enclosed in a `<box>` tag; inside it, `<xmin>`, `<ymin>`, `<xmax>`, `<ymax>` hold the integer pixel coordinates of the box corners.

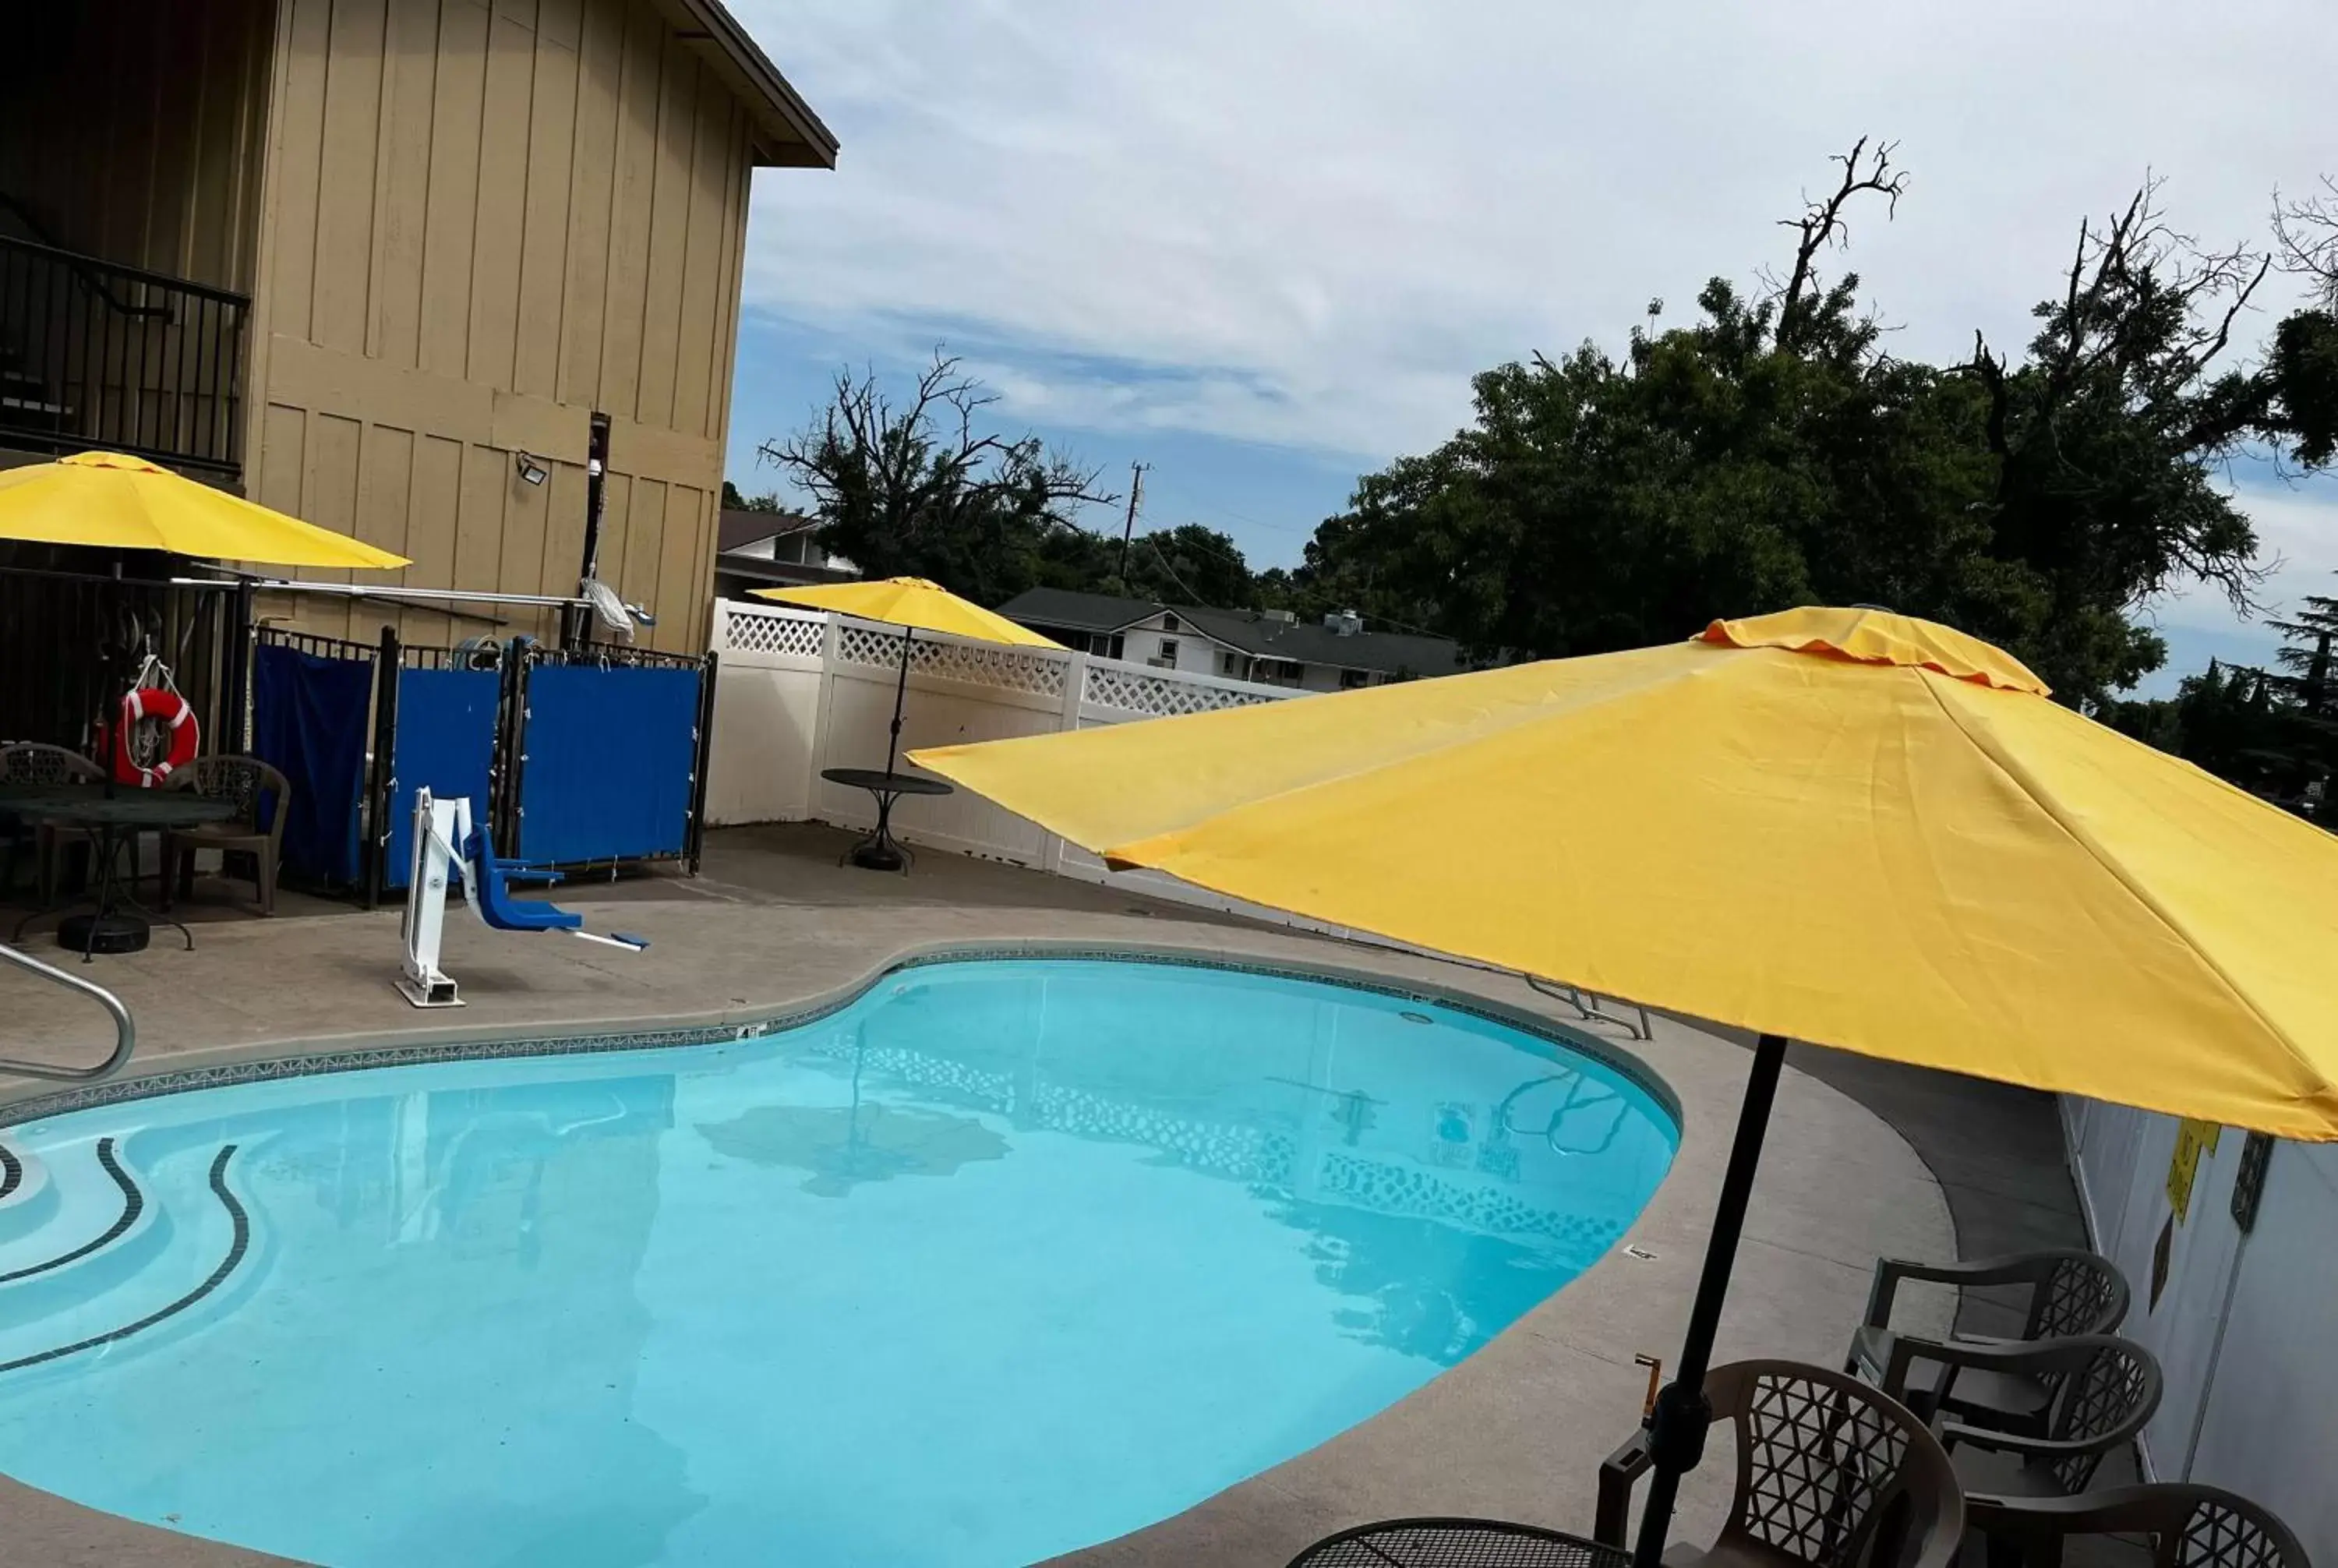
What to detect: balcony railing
<box><xmin>0</xmin><ymin>234</ymin><xmax>249</xmax><ymax>479</ymax></box>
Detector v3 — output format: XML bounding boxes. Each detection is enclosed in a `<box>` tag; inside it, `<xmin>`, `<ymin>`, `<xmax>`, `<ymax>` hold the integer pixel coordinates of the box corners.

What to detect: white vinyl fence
<box><xmin>2062</xmin><ymin>1097</ymin><xmax>2337</xmax><ymax>1563</ymax></box>
<box><xmin>705</xmin><ymin>599</ymin><xmax>1352</xmax><ymax>931</ymax></box>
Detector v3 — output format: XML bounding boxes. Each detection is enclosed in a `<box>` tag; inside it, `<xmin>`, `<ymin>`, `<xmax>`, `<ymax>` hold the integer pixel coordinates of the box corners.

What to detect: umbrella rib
<box><xmin>1916</xmin><ymin>675</ymin><xmax>2336</xmax><ymax>1111</ymax></box>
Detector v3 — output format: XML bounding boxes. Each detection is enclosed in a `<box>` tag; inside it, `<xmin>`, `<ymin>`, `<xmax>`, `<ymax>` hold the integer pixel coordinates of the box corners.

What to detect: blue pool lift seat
<box><xmin>461</xmin><ymin>825</ymin><xmax>583</xmax><ymax>933</ymax></box>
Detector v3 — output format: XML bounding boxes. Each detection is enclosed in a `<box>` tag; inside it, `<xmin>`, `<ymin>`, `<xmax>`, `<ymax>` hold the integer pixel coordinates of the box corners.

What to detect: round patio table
<box><xmin>1286</xmin><ymin>1519</ymin><xmax>1633</xmax><ymax>1568</ymax></box>
<box><xmin>820</xmin><ymin>767</ymin><xmax>953</xmax><ymax>874</ymax></box>
<box><xmin>8</xmin><ymin>787</ymin><xmax>237</xmax><ymax>960</ymax></box>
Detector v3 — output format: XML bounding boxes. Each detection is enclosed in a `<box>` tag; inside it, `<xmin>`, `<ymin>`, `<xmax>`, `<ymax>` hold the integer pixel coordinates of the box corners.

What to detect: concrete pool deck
<box><xmin>0</xmin><ymin>823</ymin><xmax>2014</xmax><ymax>1567</ymax></box>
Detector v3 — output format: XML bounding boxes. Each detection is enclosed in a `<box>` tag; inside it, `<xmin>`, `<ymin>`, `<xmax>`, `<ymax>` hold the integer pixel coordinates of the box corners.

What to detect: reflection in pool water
<box><xmin>0</xmin><ymin>958</ymin><xmax>1676</xmax><ymax>1567</ymax></box>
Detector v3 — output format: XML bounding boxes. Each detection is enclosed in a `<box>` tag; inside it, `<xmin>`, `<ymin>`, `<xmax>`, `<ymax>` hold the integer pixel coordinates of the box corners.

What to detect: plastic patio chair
<box><xmin>1847</xmin><ymin>1249</ymin><xmax>2128</xmax><ymax>1434</ymax></box>
<box><xmin>1</xmin><ymin>742</ymin><xmax>105</xmax><ymax>899</ymax></box>
<box><xmin>1864</xmin><ymin>1333</ymin><xmax>2160</xmax><ymax>1500</ymax></box>
<box><xmin>1595</xmin><ymin>1359</ymin><xmax>1965</xmax><ymax>1568</ymax></box>
<box><xmin>163</xmin><ymin>755</ymin><xmax>291</xmax><ymax>916</ymax></box>
<box><xmin>1966</xmin><ymin>1482</ymin><xmax>2311</xmax><ymax>1568</ymax></box>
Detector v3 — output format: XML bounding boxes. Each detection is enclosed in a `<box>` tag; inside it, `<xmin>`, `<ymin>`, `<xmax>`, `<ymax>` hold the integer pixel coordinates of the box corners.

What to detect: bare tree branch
<box><xmin>2273</xmin><ymin>176</ymin><xmax>2338</xmax><ymax>310</ymax></box>
<box><xmin>1773</xmin><ymin>136</ymin><xmax>1908</xmax><ymax>349</ymax></box>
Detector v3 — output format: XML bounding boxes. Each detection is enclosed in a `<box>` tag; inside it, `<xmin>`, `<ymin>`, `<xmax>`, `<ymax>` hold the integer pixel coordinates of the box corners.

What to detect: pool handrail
<box><xmin>0</xmin><ymin>941</ymin><xmax>136</xmax><ymax>1082</ymax></box>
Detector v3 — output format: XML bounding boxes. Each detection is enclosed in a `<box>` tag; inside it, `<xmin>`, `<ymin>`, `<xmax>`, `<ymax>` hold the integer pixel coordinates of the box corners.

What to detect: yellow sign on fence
<box><xmin>2167</xmin><ymin>1118</ymin><xmax>2223</xmax><ymax>1224</ymax></box>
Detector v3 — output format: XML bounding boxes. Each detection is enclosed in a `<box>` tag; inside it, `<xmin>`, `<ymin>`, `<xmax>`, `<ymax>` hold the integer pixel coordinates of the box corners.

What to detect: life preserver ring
<box><xmin>113</xmin><ymin>687</ymin><xmax>200</xmax><ymax>787</ymax></box>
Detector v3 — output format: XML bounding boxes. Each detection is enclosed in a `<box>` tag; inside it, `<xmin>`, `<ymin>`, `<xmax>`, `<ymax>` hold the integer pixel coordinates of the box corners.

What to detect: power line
<box><xmin>1145</xmin><ymin>537</ymin><xmax>1216</xmax><ymax>609</ymax></box>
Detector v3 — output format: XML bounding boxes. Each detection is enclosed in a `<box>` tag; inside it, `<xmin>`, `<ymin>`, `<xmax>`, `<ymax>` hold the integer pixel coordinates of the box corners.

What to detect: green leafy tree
<box><xmin>2264</xmin><ymin>589</ymin><xmax>2338</xmax><ymax>817</ymax></box>
<box><xmin>721</xmin><ymin>480</ymin><xmax>783</xmax><ymax>513</ymax></box>
<box><xmin>1120</xmin><ymin>523</ymin><xmax>1255</xmax><ymax>607</ymax></box>
<box><xmin>1297</xmin><ymin>143</ymin><xmax>2338</xmax><ymax>705</ymax></box>
<box><xmin>2099</xmin><ymin>660</ymin><xmax>2284</xmax><ymax>792</ymax></box>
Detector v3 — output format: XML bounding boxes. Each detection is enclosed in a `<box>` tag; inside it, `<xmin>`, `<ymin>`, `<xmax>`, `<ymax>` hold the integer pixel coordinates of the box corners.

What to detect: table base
<box><xmin>58</xmin><ymin>911</ymin><xmax>150</xmax><ymax>955</ymax></box>
<box><xmin>846</xmin><ymin>834</ymin><xmax>910</xmax><ymax>873</ymax></box>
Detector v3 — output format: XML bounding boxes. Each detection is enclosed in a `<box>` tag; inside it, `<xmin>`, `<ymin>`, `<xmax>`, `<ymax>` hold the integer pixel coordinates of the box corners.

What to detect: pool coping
<box><xmin>0</xmin><ymin>938</ymin><xmax>1681</xmax><ymax>1135</ymax></box>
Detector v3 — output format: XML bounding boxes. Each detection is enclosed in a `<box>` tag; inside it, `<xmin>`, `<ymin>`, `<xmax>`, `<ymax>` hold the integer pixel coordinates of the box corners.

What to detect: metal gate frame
<box><xmin>362</xmin><ymin>627</ymin><xmax>507</xmax><ymax>908</ymax></box>
<box><xmin>496</xmin><ymin>639</ymin><xmax>719</xmax><ymax>879</ymax></box>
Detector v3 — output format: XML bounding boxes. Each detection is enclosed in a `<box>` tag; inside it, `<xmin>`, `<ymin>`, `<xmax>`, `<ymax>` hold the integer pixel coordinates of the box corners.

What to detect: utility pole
<box><xmin>1115</xmin><ymin>461</ymin><xmax>1148</xmax><ymax>584</ymax></box>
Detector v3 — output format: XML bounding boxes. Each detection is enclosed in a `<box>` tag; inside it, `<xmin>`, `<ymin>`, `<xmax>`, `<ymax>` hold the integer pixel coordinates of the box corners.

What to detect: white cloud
<box><xmin>733</xmin><ymin>0</ymin><xmax>2338</xmax><ymax>467</ymax></box>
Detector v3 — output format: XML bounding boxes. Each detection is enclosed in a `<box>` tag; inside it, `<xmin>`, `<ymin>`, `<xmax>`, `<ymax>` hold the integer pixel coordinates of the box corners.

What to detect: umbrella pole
<box><xmin>1632</xmin><ymin>1030</ymin><xmax>1789</xmax><ymax>1568</ymax></box>
<box><xmin>884</xmin><ymin>628</ymin><xmax>913</xmax><ymax>778</ymax></box>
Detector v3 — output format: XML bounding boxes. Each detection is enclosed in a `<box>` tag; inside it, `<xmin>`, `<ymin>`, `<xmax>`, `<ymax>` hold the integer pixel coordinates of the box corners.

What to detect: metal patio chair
<box><xmin>1967</xmin><ymin>1482</ymin><xmax>2311</xmax><ymax>1568</ymax></box>
<box><xmin>1595</xmin><ymin>1359</ymin><xmax>1965</xmax><ymax>1568</ymax></box>
<box><xmin>163</xmin><ymin>755</ymin><xmax>291</xmax><ymax>916</ymax></box>
<box><xmin>1</xmin><ymin>741</ymin><xmax>104</xmax><ymax>899</ymax></box>
<box><xmin>1848</xmin><ymin>1249</ymin><xmax>2128</xmax><ymax>1434</ymax></box>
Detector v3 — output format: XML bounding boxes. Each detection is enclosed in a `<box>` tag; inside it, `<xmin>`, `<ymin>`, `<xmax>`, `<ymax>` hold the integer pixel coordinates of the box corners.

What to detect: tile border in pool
<box><xmin>0</xmin><ymin>941</ymin><xmax>1681</xmax><ymax>1135</ymax></box>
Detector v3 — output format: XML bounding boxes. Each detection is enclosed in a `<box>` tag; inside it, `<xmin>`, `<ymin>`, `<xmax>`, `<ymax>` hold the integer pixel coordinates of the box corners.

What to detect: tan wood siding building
<box><xmin>247</xmin><ymin>0</ymin><xmax>829</xmax><ymax>652</ymax></box>
<box><xmin>2</xmin><ymin>0</ymin><xmax>831</xmax><ymax>655</ymax></box>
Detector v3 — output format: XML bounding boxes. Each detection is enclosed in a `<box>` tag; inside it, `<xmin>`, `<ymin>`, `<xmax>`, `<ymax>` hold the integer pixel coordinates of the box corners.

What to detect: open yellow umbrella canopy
<box><xmin>916</xmin><ymin>605</ymin><xmax>2338</xmax><ymax>1141</ymax></box>
<box><xmin>0</xmin><ymin>450</ymin><xmax>409</xmax><ymax>570</ymax></box>
<box><xmin>753</xmin><ymin>577</ymin><xmax>1062</xmax><ymax>648</ymax></box>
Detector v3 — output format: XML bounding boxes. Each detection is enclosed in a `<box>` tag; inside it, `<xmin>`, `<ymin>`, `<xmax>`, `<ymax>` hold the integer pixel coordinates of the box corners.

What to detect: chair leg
<box><xmin>1981</xmin><ymin>1526</ymin><xmax>2038</xmax><ymax>1568</ymax></box>
<box><xmin>260</xmin><ymin>846</ymin><xmax>276</xmax><ymax>916</ymax></box>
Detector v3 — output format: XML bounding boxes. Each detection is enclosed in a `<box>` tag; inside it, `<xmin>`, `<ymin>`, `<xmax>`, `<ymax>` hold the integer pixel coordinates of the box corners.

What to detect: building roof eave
<box><xmin>653</xmin><ymin>0</ymin><xmax>839</xmax><ymax>170</ymax></box>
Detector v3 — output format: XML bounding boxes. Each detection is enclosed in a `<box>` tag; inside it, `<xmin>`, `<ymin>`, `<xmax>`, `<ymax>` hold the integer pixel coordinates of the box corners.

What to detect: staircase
<box><xmin>0</xmin><ymin>1132</ymin><xmax>252</xmax><ymax>1379</ymax></box>
<box><xmin>0</xmin><ymin>221</ymin><xmax>249</xmax><ymax>481</ymax></box>
<box><xmin>0</xmin><ymin>331</ymin><xmax>72</xmax><ymax>444</ymax></box>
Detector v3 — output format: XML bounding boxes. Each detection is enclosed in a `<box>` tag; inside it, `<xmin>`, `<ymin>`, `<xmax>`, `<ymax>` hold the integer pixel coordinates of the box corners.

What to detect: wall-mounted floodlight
<box><xmin>514</xmin><ymin>451</ymin><xmax>549</xmax><ymax>487</ymax></box>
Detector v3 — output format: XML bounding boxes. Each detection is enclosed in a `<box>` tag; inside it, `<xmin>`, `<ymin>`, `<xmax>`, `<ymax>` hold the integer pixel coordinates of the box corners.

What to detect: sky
<box><xmin>722</xmin><ymin>0</ymin><xmax>2338</xmax><ymax>695</ymax></box>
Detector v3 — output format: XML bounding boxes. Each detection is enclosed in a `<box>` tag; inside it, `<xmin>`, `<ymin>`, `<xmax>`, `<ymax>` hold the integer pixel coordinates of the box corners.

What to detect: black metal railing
<box><xmin>0</xmin><ymin>234</ymin><xmax>249</xmax><ymax>479</ymax></box>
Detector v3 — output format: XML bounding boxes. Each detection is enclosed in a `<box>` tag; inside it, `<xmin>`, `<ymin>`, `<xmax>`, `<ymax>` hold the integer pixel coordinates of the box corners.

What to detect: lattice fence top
<box><xmin>1082</xmin><ymin>662</ymin><xmax>1289</xmax><ymax>718</ymax></box>
<box><xmin>719</xmin><ymin>604</ymin><xmax>826</xmax><ymax>661</ymax></box>
<box><xmin>836</xmin><ymin>621</ymin><xmax>1068</xmax><ymax>699</ymax></box>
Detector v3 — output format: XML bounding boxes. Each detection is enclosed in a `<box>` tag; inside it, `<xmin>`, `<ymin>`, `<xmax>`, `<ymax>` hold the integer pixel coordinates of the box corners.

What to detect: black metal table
<box><xmin>1287</xmin><ymin>1519</ymin><xmax>1631</xmax><ymax>1568</ymax></box>
<box><xmin>820</xmin><ymin>767</ymin><xmax>954</xmax><ymax>873</ymax></box>
<box><xmin>8</xmin><ymin>788</ymin><xmax>237</xmax><ymax>959</ymax></box>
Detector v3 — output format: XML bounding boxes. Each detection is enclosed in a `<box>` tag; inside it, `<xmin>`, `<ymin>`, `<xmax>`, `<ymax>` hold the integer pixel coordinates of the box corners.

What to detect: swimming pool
<box><xmin>0</xmin><ymin>955</ymin><xmax>1676</xmax><ymax>1567</ymax></box>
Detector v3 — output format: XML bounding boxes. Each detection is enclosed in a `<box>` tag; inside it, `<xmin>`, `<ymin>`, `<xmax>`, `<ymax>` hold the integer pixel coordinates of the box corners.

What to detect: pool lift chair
<box><xmin>396</xmin><ymin>787</ymin><xmax>645</xmax><ymax>1008</ymax></box>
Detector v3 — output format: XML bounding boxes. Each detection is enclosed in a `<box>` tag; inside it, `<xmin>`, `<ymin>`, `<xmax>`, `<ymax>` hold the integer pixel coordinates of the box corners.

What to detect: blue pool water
<box><xmin>0</xmin><ymin>958</ymin><xmax>1676</xmax><ymax>1567</ymax></box>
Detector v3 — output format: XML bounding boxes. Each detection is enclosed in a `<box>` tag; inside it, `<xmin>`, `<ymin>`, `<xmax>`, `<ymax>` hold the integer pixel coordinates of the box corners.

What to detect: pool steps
<box><xmin>0</xmin><ymin>1138</ymin><xmax>249</xmax><ymax>1375</ymax></box>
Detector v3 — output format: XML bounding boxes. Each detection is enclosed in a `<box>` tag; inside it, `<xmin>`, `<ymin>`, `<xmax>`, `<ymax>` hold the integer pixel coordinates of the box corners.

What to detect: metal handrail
<box><xmin>0</xmin><ymin>223</ymin><xmax>247</xmax><ymax>309</ymax></box>
<box><xmin>0</xmin><ymin>941</ymin><xmax>136</xmax><ymax>1081</ymax></box>
<box><xmin>1525</xmin><ymin>973</ymin><xmax>1653</xmax><ymax>1041</ymax></box>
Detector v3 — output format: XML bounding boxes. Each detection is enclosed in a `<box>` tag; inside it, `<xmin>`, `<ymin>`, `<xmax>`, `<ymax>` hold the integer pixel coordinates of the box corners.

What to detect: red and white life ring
<box><xmin>113</xmin><ymin>686</ymin><xmax>200</xmax><ymax>788</ymax></box>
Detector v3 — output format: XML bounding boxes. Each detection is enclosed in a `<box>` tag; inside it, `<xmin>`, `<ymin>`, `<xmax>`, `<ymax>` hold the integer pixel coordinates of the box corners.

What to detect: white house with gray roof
<box><xmin>997</xmin><ymin>588</ymin><xmax>1462</xmax><ymax>690</ymax></box>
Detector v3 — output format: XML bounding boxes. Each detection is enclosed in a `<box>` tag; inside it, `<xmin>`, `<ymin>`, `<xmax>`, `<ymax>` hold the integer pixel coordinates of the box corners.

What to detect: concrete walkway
<box><xmin>0</xmin><ymin>825</ymin><xmax>2011</xmax><ymax>1567</ymax></box>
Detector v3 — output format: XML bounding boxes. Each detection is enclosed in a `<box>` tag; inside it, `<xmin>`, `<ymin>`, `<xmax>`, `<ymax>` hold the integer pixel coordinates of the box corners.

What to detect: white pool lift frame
<box><xmin>396</xmin><ymin>788</ymin><xmax>645</xmax><ymax>1008</ymax></box>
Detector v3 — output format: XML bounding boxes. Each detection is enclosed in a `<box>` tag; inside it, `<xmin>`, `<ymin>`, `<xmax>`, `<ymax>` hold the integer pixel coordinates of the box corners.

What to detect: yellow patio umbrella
<box><xmin>910</xmin><ymin>605</ymin><xmax>2338</xmax><ymax>1563</ymax></box>
<box><xmin>754</xmin><ymin>577</ymin><xmax>1062</xmax><ymax>778</ymax></box>
<box><xmin>0</xmin><ymin>450</ymin><xmax>410</xmax><ymax>569</ymax></box>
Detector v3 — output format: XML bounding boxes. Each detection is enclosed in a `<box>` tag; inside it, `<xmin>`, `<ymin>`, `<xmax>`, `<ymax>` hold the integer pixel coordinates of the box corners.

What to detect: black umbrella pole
<box><xmin>1632</xmin><ymin>1030</ymin><xmax>1789</xmax><ymax>1568</ymax></box>
<box><xmin>884</xmin><ymin>629</ymin><xmax>913</xmax><ymax>778</ymax></box>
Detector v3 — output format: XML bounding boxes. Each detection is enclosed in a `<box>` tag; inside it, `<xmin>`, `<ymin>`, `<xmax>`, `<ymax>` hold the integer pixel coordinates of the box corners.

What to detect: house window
<box><xmin>1102</xmin><ymin>634</ymin><xmax>1125</xmax><ymax>662</ymax></box>
<box><xmin>1266</xmin><ymin>659</ymin><xmax>1305</xmax><ymax>684</ymax></box>
<box><xmin>1157</xmin><ymin>638</ymin><xmax>1180</xmax><ymax>665</ymax></box>
<box><xmin>1340</xmin><ymin>669</ymin><xmax>1373</xmax><ymax>690</ymax></box>
<box><xmin>1220</xmin><ymin>652</ymin><xmax>1244</xmax><ymax>677</ymax></box>
<box><xmin>1161</xmin><ymin>613</ymin><xmax>1181</xmax><ymax>633</ymax></box>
